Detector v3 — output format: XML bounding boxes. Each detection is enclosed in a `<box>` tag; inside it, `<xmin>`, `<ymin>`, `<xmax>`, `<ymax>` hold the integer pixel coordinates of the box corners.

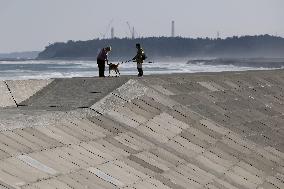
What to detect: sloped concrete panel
<box><xmin>6</xmin><ymin>79</ymin><xmax>54</xmax><ymax>105</ymax></box>
<box><xmin>150</xmin><ymin>85</ymin><xmax>175</xmax><ymax>95</ymax></box>
<box><xmin>0</xmin><ymin>70</ymin><xmax>284</xmax><ymax>189</ymax></box>
<box><xmin>128</xmin><ymin>177</ymin><xmax>172</xmax><ymax>189</ymax></box>
<box><xmin>91</xmin><ymin>79</ymin><xmax>148</xmax><ymax>114</ymax></box>
<box><xmin>0</xmin><ymin>81</ymin><xmax>16</xmax><ymax>107</ymax></box>
<box><xmin>198</xmin><ymin>81</ymin><xmax>219</xmax><ymax>91</ymax></box>
<box><xmin>0</xmin><ymin>109</ymin><xmax>67</xmax><ymax>131</ymax></box>
<box><xmin>22</xmin><ymin>77</ymin><xmax>129</xmax><ymax>109</ymax></box>
<box><xmin>17</xmin><ymin>155</ymin><xmax>58</xmax><ymax>175</ymax></box>
<box><xmin>87</xmin><ymin>167</ymin><xmax>124</xmax><ymax>187</ymax></box>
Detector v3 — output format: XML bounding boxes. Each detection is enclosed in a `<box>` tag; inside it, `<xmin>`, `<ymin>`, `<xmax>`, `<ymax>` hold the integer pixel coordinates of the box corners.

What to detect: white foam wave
<box><xmin>0</xmin><ymin>60</ymin><xmax>281</xmax><ymax>80</ymax></box>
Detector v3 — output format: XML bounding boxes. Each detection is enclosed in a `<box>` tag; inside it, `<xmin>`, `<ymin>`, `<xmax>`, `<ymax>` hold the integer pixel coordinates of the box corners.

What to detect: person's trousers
<box><xmin>97</xmin><ymin>59</ymin><xmax>105</xmax><ymax>77</ymax></box>
<box><xmin>137</xmin><ymin>68</ymin><xmax>143</xmax><ymax>77</ymax></box>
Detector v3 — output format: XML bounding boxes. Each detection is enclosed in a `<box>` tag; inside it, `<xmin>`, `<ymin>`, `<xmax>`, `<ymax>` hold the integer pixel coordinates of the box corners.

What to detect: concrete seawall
<box><xmin>0</xmin><ymin>70</ymin><xmax>284</xmax><ymax>189</ymax></box>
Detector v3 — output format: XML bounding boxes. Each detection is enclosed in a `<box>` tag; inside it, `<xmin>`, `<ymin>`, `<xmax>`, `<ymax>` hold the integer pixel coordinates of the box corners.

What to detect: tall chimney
<box><xmin>132</xmin><ymin>27</ymin><xmax>135</xmax><ymax>39</ymax></box>
<box><xmin>111</xmin><ymin>27</ymin><xmax>114</xmax><ymax>39</ymax></box>
<box><xmin>171</xmin><ymin>21</ymin><xmax>175</xmax><ymax>37</ymax></box>
<box><xmin>217</xmin><ymin>31</ymin><xmax>220</xmax><ymax>39</ymax></box>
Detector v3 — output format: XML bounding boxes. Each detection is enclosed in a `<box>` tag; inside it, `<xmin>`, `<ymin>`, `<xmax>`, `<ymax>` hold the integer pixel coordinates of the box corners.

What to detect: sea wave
<box><xmin>0</xmin><ymin>60</ymin><xmax>282</xmax><ymax>80</ymax></box>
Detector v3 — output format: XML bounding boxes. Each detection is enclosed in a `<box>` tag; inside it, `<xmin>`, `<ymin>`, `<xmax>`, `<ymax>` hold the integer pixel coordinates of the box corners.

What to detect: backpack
<box><xmin>142</xmin><ymin>52</ymin><xmax>147</xmax><ymax>60</ymax></box>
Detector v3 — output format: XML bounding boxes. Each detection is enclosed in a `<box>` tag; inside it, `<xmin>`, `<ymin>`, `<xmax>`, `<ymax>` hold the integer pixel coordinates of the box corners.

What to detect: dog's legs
<box><xmin>109</xmin><ymin>68</ymin><xmax>111</xmax><ymax>77</ymax></box>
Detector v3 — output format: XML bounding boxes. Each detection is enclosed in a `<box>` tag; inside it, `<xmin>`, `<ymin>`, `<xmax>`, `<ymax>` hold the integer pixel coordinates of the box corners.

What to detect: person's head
<box><xmin>136</xmin><ymin>43</ymin><xmax>141</xmax><ymax>49</ymax></box>
<box><xmin>105</xmin><ymin>46</ymin><xmax>112</xmax><ymax>52</ymax></box>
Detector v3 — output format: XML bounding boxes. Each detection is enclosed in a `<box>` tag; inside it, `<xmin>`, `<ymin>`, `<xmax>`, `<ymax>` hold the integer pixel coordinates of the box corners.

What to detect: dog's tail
<box><xmin>117</xmin><ymin>63</ymin><xmax>120</xmax><ymax>66</ymax></box>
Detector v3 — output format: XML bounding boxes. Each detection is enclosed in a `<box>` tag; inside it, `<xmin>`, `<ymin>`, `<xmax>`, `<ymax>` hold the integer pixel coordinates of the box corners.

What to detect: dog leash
<box><xmin>121</xmin><ymin>60</ymin><xmax>154</xmax><ymax>64</ymax></box>
<box><xmin>121</xmin><ymin>60</ymin><xmax>133</xmax><ymax>64</ymax></box>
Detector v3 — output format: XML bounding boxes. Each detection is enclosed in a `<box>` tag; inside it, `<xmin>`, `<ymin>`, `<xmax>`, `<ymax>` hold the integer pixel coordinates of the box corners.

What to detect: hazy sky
<box><xmin>0</xmin><ymin>0</ymin><xmax>283</xmax><ymax>53</ymax></box>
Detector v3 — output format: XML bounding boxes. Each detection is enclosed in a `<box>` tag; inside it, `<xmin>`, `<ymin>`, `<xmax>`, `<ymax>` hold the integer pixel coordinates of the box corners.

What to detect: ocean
<box><xmin>0</xmin><ymin>59</ymin><xmax>283</xmax><ymax>80</ymax></box>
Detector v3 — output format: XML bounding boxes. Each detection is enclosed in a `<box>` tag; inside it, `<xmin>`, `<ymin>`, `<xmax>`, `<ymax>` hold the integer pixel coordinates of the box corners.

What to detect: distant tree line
<box><xmin>37</xmin><ymin>35</ymin><xmax>284</xmax><ymax>60</ymax></box>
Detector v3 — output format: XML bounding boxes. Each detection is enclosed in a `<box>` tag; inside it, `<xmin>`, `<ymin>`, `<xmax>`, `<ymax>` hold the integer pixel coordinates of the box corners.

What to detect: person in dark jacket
<box><xmin>132</xmin><ymin>43</ymin><xmax>145</xmax><ymax>77</ymax></box>
<box><xmin>97</xmin><ymin>46</ymin><xmax>111</xmax><ymax>77</ymax></box>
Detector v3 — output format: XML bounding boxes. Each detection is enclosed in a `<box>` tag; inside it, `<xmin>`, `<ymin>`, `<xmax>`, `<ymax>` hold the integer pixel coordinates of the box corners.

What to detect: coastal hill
<box><xmin>0</xmin><ymin>70</ymin><xmax>284</xmax><ymax>188</ymax></box>
<box><xmin>37</xmin><ymin>35</ymin><xmax>284</xmax><ymax>60</ymax></box>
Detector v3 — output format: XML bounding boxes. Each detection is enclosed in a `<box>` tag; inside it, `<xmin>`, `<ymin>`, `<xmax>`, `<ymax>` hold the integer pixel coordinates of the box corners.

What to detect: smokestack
<box><xmin>217</xmin><ymin>31</ymin><xmax>220</xmax><ymax>39</ymax></box>
<box><xmin>111</xmin><ymin>27</ymin><xmax>114</xmax><ymax>39</ymax></box>
<box><xmin>171</xmin><ymin>21</ymin><xmax>175</xmax><ymax>37</ymax></box>
<box><xmin>132</xmin><ymin>27</ymin><xmax>135</xmax><ymax>39</ymax></box>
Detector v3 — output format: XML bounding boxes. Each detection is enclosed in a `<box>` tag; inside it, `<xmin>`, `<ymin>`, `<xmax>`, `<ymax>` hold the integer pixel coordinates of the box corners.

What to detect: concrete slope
<box><xmin>0</xmin><ymin>70</ymin><xmax>283</xmax><ymax>189</ymax></box>
<box><xmin>6</xmin><ymin>79</ymin><xmax>54</xmax><ymax>105</ymax></box>
<box><xmin>0</xmin><ymin>80</ymin><xmax>53</xmax><ymax>108</ymax></box>
<box><xmin>0</xmin><ymin>81</ymin><xmax>16</xmax><ymax>107</ymax></box>
<box><xmin>19</xmin><ymin>77</ymin><xmax>130</xmax><ymax>110</ymax></box>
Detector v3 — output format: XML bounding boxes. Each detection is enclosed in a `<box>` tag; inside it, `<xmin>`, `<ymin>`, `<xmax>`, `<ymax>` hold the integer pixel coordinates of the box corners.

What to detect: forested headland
<box><xmin>37</xmin><ymin>35</ymin><xmax>284</xmax><ymax>60</ymax></box>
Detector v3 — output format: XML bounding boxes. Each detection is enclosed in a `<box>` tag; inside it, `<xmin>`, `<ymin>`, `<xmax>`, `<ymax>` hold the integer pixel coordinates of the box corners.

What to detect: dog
<box><xmin>107</xmin><ymin>62</ymin><xmax>120</xmax><ymax>77</ymax></box>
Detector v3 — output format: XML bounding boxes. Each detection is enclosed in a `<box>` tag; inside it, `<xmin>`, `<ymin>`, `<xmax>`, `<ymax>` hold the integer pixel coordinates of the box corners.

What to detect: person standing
<box><xmin>97</xmin><ymin>46</ymin><xmax>111</xmax><ymax>77</ymax></box>
<box><xmin>132</xmin><ymin>43</ymin><xmax>146</xmax><ymax>77</ymax></box>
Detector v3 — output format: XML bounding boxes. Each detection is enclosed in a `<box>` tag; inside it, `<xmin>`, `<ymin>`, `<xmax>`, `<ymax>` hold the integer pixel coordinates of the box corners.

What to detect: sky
<box><xmin>0</xmin><ymin>0</ymin><xmax>283</xmax><ymax>53</ymax></box>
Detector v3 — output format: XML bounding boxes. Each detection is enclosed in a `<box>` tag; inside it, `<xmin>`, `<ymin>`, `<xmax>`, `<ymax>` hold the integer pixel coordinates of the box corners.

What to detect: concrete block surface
<box><xmin>1</xmin><ymin>70</ymin><xmax>284</xmax><ymax>189</ymax></box>
<box><xmin>0</xmin><ymin>81</ymin><xmax>16</xmax><ymax>107</ymax></box>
